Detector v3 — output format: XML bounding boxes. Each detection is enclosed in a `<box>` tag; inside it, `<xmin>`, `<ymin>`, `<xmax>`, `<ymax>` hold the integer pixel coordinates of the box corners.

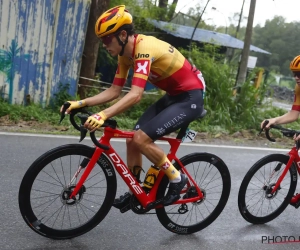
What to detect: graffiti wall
<box><xmin>0</xmin><ymin>0</ymin><xmax>90</xmax><ymax>105</ymax></box>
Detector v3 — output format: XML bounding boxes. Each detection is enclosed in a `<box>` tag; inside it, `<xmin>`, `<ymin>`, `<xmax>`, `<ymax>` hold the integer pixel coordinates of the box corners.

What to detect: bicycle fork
<box><xmin>269</xmin><ymin>155</ymin><xmax>296</xmax><ymax>195</ymax></box>
<box><xmin>69</xmin><ymin>147</ymin><xmax>103</xmax><ymax>200</ymax></box>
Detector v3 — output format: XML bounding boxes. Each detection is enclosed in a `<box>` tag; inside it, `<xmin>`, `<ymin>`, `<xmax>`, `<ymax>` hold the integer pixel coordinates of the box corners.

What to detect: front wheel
<box><xmin>18</xmin><ymin>144</ymin><xmax>117</xmax><ymax>239</ymax></box>
<box><xmin>156</xmin><ymin>153</ymin><xmax>231</xmax><ymax>234</ymax></box>
<box><xmin>238</xmin><ymin>154</ymin><xmax>297</xmax><ymax>224</ymax></box>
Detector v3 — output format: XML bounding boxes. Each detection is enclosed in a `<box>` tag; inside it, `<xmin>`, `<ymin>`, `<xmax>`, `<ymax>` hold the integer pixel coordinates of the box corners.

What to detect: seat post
<box><xmin>176</xmin><ymin>124</ymin><xmax>189</xmax><ymax>140</ymax></box>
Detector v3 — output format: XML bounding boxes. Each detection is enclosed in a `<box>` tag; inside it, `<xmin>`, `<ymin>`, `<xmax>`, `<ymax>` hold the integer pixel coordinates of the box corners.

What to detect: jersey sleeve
<box><xmin>292</xmin><ymin>84</ymin><xmax>300</xmax><ymax>111</ymax></box>
<box><xmin>112</xmin><ymin>56</ymin><xmax>130</xmax><ymax>87</ymax></box>
<box><xmin>131</xmin><ymin>40</ymin><xmax>153</xmax><ymax>89</ymax></box>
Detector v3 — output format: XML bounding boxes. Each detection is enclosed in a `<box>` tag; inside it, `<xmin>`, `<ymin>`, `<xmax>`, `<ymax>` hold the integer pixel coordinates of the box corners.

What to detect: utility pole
<box><xmin>188</xmin><ymin>0</ymin><xmax>211</xmax><ymax>62</ymax></box>
<box><xmin>235</xmin><ymin>0</ymin><xmax>246</xmax><ymax>38</ymax></box>
<box><xmin>236</xmin><ymin>0</ymin><xmax>256</xmax><ymax>85</ymax></box>
<box><xmin>228</xmin><ymin>0</ymin><xmax>245</xmax><ymax>62</ymax></box>
<box><xmin>211</xmin><ymin>7</ymin><xmax>228</xmax><ymax>34</ymax></box>
<box><xmin>78</xmin><ymin>0</ymin><xmax>109</xmax><ymax>99</ymax></box>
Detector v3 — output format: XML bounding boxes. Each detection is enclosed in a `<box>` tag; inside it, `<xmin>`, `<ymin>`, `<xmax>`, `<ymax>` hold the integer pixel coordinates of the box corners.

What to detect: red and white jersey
<box><xmin>292</xmin><ymin>84</ymin><xmax>300</xmax><ymax>111</ymax></box>
<box><xmin>112</xmin><ymin>34</ymin><xmax>205</xmax><ymax>95</ymax></box>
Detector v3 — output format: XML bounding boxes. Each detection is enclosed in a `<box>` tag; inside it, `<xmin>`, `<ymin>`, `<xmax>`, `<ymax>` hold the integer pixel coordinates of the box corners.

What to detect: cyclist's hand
<box><xmin>60</xmin><ymin>100</ymin><xmax>86</xmax><ymax>114</ymax></box>
<box><xmin>84</xmin><ymin>111</ymin><xmax>107</xmax><ymax>131</ymax></box>
<box><xmin>293</xmin><ymin>134</ymin><xmax>300</xmax><ymax>141</ymax></box>
<box><xmin>261</xmin><ymin>118</ymin><xmax>275</xmax><ymax>129</ymax></box>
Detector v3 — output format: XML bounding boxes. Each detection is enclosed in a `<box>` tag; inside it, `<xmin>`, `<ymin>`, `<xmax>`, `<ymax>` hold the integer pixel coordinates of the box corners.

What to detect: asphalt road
<box><xmin>1</xmin><ymin>132</ymin><xmax>300</xmax><ymax>250</ymax></box>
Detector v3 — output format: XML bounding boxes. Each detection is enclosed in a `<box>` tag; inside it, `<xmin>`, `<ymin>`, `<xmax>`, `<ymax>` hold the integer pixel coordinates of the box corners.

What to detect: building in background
<box><xmin>0</xmin><ymin>0</ymin><xmax>90</xmax><ymax>105</ymax></box>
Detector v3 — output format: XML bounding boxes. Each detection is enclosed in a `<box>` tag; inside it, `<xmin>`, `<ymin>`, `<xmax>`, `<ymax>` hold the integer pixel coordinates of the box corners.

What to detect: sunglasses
<box><xmin>101</xmin><ymin>35</ymin><xmax>114</xmax><ymax>46</ymax></box>
<box><xmin>293</xmin><ymin>72</ymin><xmax>300</xmax><ymax>78</ymax></box>
<box><xmin>100</xmin><ymin>32</ymin><xmax>119</xmax><ymax>46</ymax></box>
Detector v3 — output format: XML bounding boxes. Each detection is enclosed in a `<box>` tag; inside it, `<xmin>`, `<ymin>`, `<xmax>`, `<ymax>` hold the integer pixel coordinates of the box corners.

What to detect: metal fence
<box><xmin>0</xmin><ymin>0</ymin><xmax>90</xmax><ymax>105</ymax></box>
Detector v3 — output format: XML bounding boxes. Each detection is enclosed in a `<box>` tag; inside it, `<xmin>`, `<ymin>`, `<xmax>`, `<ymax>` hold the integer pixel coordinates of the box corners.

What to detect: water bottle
<box><xmin>143</xmin><ymin>165</ymin><xmax>160</xmax><ymax>190</ymax></box>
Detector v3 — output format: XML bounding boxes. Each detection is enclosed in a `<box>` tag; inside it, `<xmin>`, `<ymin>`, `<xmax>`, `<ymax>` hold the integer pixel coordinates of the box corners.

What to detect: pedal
<box><xmin>290</xmin><ymin>200</ymin><xmax>300</xmax><ymax>209</ymax></box>
<box><xmin>290</xmin><ymin>193</ymin><xmax>300</xmax><ymax>208</ymax></box>
<box><xmin>145</xmin><ymin>198</ymin><xmax>164</xmax><ymax>210</ymax></box>
<box><xmin>120</xmin><ymin>204</ymin><xmax>131</xmax><ymax>213</ymax></box>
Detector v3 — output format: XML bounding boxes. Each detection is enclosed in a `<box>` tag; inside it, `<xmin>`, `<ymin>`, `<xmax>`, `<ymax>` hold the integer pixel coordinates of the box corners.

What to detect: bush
<box><xmin>180</xmin><ymin>44</ymin><xmax>267</xmax><ymax>132</ymax></box>
<box><xmin>1</xmin><ymin>44</ymin><xmax>298</xmax><ymax>135</ymax></box>
<box><xmin>49</xmin><ymin>83</ymin><xmax>74</xmax><ymax>111</ymax></box>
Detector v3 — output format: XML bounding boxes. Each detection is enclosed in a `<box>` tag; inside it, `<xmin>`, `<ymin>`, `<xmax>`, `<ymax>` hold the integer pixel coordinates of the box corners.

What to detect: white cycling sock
<box><xmin>170</xmin><ymin>175</ymin><xmax>181</xmax><ymax>183</ymax></box>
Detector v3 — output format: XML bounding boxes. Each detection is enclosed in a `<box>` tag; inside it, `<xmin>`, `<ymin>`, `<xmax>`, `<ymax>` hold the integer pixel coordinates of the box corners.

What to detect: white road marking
<box><xmin>0</xmin><ymin>131</ymin><xmax>289</xmax><ymax>152</ymax></box>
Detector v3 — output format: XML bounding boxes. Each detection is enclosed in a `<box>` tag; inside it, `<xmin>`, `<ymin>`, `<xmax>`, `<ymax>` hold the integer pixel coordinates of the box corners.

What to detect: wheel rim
<box><xmin>157</xmin><ymin>154</ymin><xmax>230</xmax><ymax>232</ymax></box>
<box><xmin>28</xmin><ymin>154</ymin><xmax>108</xmax><ymax>231</ymax></box>
<box><xmin>243</xmin><ymin>160</ymin><xmax>292</xmax><ymax>218</ymax></box>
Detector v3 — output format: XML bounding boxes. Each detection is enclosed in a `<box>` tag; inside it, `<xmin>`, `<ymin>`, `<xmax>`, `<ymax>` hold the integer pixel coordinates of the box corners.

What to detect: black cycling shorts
<box><xmin>133</xmin><ymin>89</ymin><xmax>204</xmax><ymax>141</ymax></box>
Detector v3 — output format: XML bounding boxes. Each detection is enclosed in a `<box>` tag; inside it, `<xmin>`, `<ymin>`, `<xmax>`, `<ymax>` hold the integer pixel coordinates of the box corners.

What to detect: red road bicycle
<box><xmin>18</xmin><ymin>105</ymin><xmax>231</xmax><ymax>239</ymax></box>
<box><xmin>238</xmin><ymin>123</ymin><xmax>300</xmax><ymax>224</ymax></box>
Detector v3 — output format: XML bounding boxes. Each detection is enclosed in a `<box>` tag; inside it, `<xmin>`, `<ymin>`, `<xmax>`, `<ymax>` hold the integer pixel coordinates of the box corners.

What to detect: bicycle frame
<box><xmin>69</xmin><ymin>126</ymin><xmax>204</xmax><ymax>209</ymax></box>
<box><xmin>270</xmin><ymin>146</ymin><xmax>300</xmax><ymax>194</ymax></box>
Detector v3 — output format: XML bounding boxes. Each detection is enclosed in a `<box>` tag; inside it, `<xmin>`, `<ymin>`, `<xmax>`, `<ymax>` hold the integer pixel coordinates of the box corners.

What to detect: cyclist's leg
<box><xmin>126</xmin><ymin>93</ymin><xmax>171</xmax><ymax>171</ymax></box>
<box><xmin>126</xmin><ymin>93</ymin><xmax>175</xmax><ymax>173</ymax></box>
<box><xmin>126</xmin><ymin>138</ymin><xmax>142</xmax><ymax>174</ymax></box>
<box><xmin>133</xmin><ymin>130</ymin><xmax>187</xmax><ymax>205</ymax></box>
<box><xmin>113</xmin><ymin>95</ymin><xmax>171</xmax><ymax>211</ymax></box>
<box><xmin>112</xmin><ymin>139</ymin><xmax>143</xmax><ymax>211</ymax></box>
<box><xmin>135</xmin><ymin>90</ymin><xmax>204</xmax><ymax>205</ymax></box>
<box><xmin>114</xmin><ymin>90</ymin><xmax>203</xmax><ymax>209</ymax></box>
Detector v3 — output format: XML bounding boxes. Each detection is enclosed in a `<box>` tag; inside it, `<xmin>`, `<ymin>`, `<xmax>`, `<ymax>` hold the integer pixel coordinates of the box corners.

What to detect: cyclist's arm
<box><xmin>84</xmin><ymin>84</ymin><xmax>123</xmax><ymax>107</ymax></box>
<box><xmin>84</xmin><ymin>57</ymin><xmax>131</xmax><ymax>107</ymax></box>
<box><xmin>275</xmin><ymin>110</ymin><xmax>300</xmax><ymax>124</ymax></box>
<box><xmin>263</xmin><ymin>110</ymin><xmax>300</xmax><ymax>128</ymax></box>
<box><xmin>102</xmin><ymin>85</ymin><xmax>144</xmax><ymax>118</ymax></box>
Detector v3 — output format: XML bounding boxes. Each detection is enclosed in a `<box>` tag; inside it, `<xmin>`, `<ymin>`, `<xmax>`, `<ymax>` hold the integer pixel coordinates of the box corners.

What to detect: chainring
<box><xmin>130</xmin><ymin>195</ymin><xmax>150</xmax><ymax>214</ymax></box>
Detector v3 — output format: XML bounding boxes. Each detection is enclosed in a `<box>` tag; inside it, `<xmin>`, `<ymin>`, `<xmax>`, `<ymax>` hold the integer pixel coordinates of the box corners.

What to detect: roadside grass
<box><xmin>2</xmin><ymin>45</ymin><xmax>300</xmax><ymax>142</ymax></box>
<box><xmin>1</xmin><ymin>94</ymin><xmax>300</xmax><ymax>143</ymax></box>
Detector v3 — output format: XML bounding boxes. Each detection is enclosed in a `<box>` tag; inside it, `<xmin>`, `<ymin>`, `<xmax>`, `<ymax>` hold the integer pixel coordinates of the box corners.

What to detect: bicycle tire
<box><xmin>18</xmin><ymin>144</ymin><xmax>117</xmax><ymax>239</ymax></box>
<box><xmin>155</xmin><ymin>152</ymin><xmax>231</xmax><ymax>234</ymax></box>
<box><xmin>238</xmin><ymin>154</ymin><xmax>297</xmax><ymax>224</ymax></box>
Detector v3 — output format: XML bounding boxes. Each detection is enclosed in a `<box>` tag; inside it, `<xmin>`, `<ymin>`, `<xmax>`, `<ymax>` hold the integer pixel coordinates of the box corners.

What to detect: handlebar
<box><xmin>59</xmin><ymin>102</ymin><xmax>117</xmax><ymax>150</ymax></box>
<box><xmin>259</xmin><ymin>120</ymin><xmax>300</xmax><ymax>148</ymax></box>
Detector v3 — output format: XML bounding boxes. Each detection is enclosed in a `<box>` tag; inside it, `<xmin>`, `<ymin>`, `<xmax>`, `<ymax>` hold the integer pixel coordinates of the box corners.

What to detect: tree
<box><xmin>252</xmin><ymin>16</ymin><xmax>300</xmax><ymax>75</ymax></box>
<box><xmin>78</xmin><ymin>0</ymin><xmax>110</xmax><ymax>99</ymax></box>
<box><xmin>166</xmin><ymin>0</ymin><xmax>179</xmax><ymax>21</ymax></box>
<box><xmin>236</xmin><ymin>0</ymin><xmax>256</xmax><ymax>85</ymax></box>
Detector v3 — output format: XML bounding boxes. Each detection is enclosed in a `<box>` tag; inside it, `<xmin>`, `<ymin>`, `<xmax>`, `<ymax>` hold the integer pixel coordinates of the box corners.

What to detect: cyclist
<box><xmin>61</xmin><ymin>5</ymin><xmax>205</xmax><ymax>212</ymax></box>
<box><xmin>261</xmin><ymin>54</ymin><xmax>300</xmax><ymax>207</ymax></box>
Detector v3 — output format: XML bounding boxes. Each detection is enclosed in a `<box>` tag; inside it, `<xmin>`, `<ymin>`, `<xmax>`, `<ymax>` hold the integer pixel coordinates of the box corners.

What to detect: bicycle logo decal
<box><xmin>109</xmin><ymin>153</ymin><xmax>144</xmax><ymax>194</ymax></box>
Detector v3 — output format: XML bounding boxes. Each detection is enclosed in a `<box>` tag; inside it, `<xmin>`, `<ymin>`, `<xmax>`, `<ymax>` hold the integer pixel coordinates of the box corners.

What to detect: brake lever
<box><xmin>76</xmin><ymin>114</ymin><xmax>108</xmax><ymax>149</ymax></box>
<box><xmin>258</xmin><ymin>120</ymin><xmax>269</xmax><ymax>136</ymax></box>
<box><xmin>296</xmin><ymin>136</ymin><xmax>300</xmax><ymax>151</ymax></box>
<box><xmin>60</xmin><ymin>105</ymin><xmax>110</xmax><ymax>150</ymax></box>
<box><xmin>79</xmin><ymin>125</ymin><xmax>88</xmax><ymax>142</ymax></box>
<box><xmin>59</xmin><ymin>102</ymin><xmax>71</xmax><ymax>124</ymax></box>
<box><xmin>77</xmin><ymin>114</ymin><xmax>89</xmax><ymax>142</ymax></box>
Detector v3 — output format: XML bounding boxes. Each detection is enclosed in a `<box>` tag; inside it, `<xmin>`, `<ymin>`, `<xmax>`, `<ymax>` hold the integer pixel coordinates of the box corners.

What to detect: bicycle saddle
<box><xmin>198</xmin><ymin>109</ymin><xmax>207</xmax><ymax>119</ymax></box>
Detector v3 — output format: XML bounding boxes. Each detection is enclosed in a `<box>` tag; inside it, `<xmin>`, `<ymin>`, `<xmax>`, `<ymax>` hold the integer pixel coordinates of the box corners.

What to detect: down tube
<box><xmin>105</xmin><ymin>147</ymin><xmax>149</xmax><ymax>205</ymax></box>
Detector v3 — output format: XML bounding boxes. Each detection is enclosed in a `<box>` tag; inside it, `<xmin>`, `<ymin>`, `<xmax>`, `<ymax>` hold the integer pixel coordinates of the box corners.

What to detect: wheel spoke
<box><xmin>156</xmin><ymin>153</ymin><xmax>230</xmax><ymax>234</ymax></box>
<box><xmin>238</xmin><ymin>154</ymin><xmax>297</xmax><ymax>224</ymax></box>
<box><xmin>19</xmin><ymin>146</ymin><xmax>116</xmax><ymax>239</ymax></box>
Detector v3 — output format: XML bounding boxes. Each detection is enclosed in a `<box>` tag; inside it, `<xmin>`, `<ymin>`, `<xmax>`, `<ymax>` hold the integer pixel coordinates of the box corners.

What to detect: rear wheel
<box><xmin>156</xmin><ymin>153</ymin><xmax>231</xmax><ymax>234</ymax></box>
<box><xmin>238</xmin><ymin>154</ymin><xmax>297</xmax><ymax>224</ymax></box>
<box><xmin>18</xmin><ymin>144</ymin><xmax>117</xmax><ymax>239</ymax></box>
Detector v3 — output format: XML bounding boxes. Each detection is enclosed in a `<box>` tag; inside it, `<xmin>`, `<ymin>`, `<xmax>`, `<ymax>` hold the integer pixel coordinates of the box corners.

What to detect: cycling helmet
<box><xmin>95</xmin><ymin>5</ymin><xmax>132</xmax><ymax>38</ymax></box>
<box><xmin>290</xmin><ymin>55</ymin><xmax>300</xmax><ymax>71</ymax></box>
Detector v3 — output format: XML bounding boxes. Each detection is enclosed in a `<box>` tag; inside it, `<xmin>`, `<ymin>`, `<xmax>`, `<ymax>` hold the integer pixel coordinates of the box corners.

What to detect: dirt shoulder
<box><xmin>0</xmin><ymin>118</ymin><xmax>293</xmax><ymax>150</ymax></box>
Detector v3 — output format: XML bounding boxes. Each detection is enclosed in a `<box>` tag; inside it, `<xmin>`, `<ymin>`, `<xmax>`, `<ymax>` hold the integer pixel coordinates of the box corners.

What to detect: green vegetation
<box><xmin>2</xmin><ymin>44</ymin><xmax>300</xmax><ymax>138</ymax></box>
<box><xmin>2</xmin><ymin>0</ymin><xmax>300</xmax><ymax>137</ymax></box>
